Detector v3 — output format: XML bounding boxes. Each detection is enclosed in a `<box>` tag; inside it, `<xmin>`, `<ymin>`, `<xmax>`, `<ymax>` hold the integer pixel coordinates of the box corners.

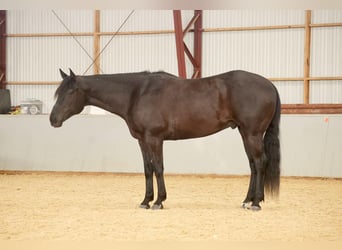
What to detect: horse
<box><xmin>50</xmin><ymin>68</ymin><xmax>281</xmax><ymax>211</ymax></box>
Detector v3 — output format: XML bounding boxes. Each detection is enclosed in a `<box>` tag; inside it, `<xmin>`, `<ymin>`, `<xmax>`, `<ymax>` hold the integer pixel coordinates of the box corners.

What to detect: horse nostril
<box><xmin>49</xmin><ymin>113</ymin><xmax>60</xmax><ymax>127</ymax></box>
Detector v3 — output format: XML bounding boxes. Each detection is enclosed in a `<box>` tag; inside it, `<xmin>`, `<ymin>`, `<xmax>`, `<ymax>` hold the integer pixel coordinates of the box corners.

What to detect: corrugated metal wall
<box><xmin>311</xmin><ymin>10</ymin><xmax>342</xmax><ymax>103</ymax></box>
<box><xmin>101</xmin><ymin>10</ymin><xmax>174</xmax><ymax>32</ymax></box>
<box><xmin>203</xmin><ymin>10</ymin><xmax>305</xmax><ymax>27</ymax></box>
<box><xmin>100</xmin><ymin>34</ymin><xmax>178</xmax><ymax>74</ymax></box>
<box><xmin>5</xmin><ymin>10</ymin><xmax>342</xmax><ymax>113</ymax></box>
<box><xmin>202</xmin><ymin>29</ymin><xmax>304</xmax><ymax>78</ymax></box>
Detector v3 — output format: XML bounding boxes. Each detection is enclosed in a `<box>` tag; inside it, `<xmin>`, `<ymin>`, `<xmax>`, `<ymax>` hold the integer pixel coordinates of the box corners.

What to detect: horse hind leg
<box><xmin>241</xmin><ymin>131</ymin><xmax>266</xmax><ymax>211</ymax></box>
<box><xmin>241</xmin><ymin>158</ymin><xmax>256</xmax><ymax>209</ymax></box>
<box><xmin>250</xmin><ymin>152</ymin><xmax>267</xmax><ymax>211</ymax></box>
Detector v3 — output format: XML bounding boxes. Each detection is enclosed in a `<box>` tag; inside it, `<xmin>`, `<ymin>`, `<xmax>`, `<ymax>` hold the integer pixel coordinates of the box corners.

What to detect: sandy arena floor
<box><xmin>0</xmin><ymin>172</ymin><xmax>341</xmax><ymax>241</ymax></box>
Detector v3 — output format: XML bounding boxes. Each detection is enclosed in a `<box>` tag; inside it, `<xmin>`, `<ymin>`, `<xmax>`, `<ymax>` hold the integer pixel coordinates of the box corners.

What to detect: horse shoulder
<box><xmin>126</xmin><ymin>78</ymin><xmax>170</xmax><ymax>139</ymax></box>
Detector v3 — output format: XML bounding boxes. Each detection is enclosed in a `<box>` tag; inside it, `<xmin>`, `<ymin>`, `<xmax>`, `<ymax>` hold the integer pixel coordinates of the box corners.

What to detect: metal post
<box><xmin>173</xmin><ymin>10</ymin><xmax>187</xmax><ymax>78</ymax></box>
<box><xmin>173</xmin><ymin>10</ymin><xmax>203</xmax><ymax>79</ymax></box>
<box><xmin>193</xmin><ymin>10</ymin><xmax>202</xmax><ymax>78</ymax></box>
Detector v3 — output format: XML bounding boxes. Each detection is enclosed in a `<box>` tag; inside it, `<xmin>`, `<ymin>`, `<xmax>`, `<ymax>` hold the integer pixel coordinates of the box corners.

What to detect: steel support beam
<box><xmin>173</xmin><ymin>10</ymin><xmax>187</xmax><ymax>78</ymax></box>
<box><xmin>0</xmin><ymin>10</ymin><xmax>6</xmax><ymax>89</ymax></box>
<box><xmin>173</xmin><ymin>10</ymin><xmax>202</xmax><ymax>79</ymax></box>
<box><xmin>193</xmin><ymin>10</ymin><xmax>202</xmax><ymax>78</ymax></box>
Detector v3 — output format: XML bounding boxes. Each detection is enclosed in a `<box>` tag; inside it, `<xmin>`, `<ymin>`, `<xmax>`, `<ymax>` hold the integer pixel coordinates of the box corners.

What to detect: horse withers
<box><xmin>50</xmin><ymin>69</ymin><xmax>281</xmax><ymax>211</ymax></box>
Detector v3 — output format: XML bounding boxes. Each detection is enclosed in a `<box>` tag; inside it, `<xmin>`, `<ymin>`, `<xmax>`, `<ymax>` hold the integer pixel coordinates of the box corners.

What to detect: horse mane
<box><xmin>150</xmin><ymin>71</ymin><xmax>179</xmax><ymax>78</ymax></box>
<box><xmin>54</xmin><ymin>70</ymin><xmax>179</xmax><ymax>98</ymax></box>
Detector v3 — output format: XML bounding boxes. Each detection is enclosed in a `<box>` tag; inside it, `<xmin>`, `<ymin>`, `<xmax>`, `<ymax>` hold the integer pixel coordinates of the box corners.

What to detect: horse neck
<box><xmin>81</xmin><ymin>75</ymin><xmax>135</xmax><ymax>119</ymax></box>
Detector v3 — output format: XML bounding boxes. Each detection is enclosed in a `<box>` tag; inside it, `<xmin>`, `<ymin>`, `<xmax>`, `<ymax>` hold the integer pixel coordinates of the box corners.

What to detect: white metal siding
<box><xmin>100</xmin><ymin>10</ymin><xmax>174</xmax><ymax>32</ymax></box>
<box><xmin>100</xmin><ymin>33</ymin><xmax>178</xmax><ymax>75</ymax></box>
<box><xmin>310</xmin><ymin>23</ymin><xmax>342</xmax><ymax>104</ymax></box>
<box><xmin>311</xmin><ymin>80</ymin><xmax>342</xmax><ymax>103</ymax></box>
<box><xmin>7</xmin><ymin>10</ymin><xmax>93</xmax><ymax>34</ymax></box>
<box><xmin>203</xmin><ymin>10</ymin><xmax>304</xmax><ymax>28</ymax></box>
<box><xmin>312</xmin><ymin>10</ymin><xmax>342</xmax><ymax>23</ymax></box>
<box><xmin>7</xmin><ymin>36</ymin><xmax>94</xmax><ymax>82</ymax></box>
<box><xmin>273</xmin><ymin>81</ymin><xmax>304</xmax><ymax>104</ymax></box>
<box><xmin>311</xmin><ymin>27</ymin><xmax>342</xmax><ymax>77</ymax></box>
<box><xmin>202</xmin><ymin>29</ymin><xmax>304</xmax><ymax>78</ymax></box>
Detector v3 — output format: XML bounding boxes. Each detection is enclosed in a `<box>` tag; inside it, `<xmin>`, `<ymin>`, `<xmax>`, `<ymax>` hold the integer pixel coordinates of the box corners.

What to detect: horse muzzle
<box><xmin>49</xmin><ymin>113</ymin><xmax>63</xmax><ymax>128</ymax></box>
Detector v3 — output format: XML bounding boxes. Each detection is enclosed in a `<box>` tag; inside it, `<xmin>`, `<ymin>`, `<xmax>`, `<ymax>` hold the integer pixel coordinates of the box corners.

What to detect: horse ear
<box><xmin>69</xmin><ymin>68</ymin><xmax>76</xmax><ymax>78</ymax></box>
<box><xmin>59</xmin><ymin>69</ymin><xmax>68</xmax><ymax>79</ymax></box>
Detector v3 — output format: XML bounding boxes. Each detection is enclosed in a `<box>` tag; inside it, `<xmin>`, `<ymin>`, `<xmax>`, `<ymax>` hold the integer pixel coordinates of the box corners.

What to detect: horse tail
<box><xmin>264</xmin><ymin>88</ymin><xmax>281</xmax><ymax>197</ymax></box>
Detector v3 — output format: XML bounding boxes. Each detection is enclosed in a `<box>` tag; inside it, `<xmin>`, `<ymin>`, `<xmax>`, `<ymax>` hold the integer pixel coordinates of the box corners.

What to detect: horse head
<box><xmin>50</xmin><ymin>69</ymin><xmax>86</xmax><ymax>127</ymax></box>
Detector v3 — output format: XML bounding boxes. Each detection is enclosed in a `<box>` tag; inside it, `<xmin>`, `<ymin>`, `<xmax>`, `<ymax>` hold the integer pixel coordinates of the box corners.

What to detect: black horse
<box><xmin>50</xmin><ymin>69</ymin><xmax>281</xmax><ymax>211</ymax></box>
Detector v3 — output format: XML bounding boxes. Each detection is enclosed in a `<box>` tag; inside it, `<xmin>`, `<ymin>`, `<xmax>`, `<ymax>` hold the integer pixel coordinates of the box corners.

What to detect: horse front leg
<box><xmin>139</xmin><ymin>137</ymin><xmax>166</xmax><ymax>210</ymax></box>
<box><xmin>138</xmin><ymin>140</ymin><xmax>154</xmax><ymax>209</ymax></box>
<box><xmin>153</xmin><ymin>158</ymin><xmax>167</xmax><ymax>210</ymax></box>
<box><xmin>150</xmin><ymin>138</ymin><xmax>166</xmax><ymax>210</ymax></box>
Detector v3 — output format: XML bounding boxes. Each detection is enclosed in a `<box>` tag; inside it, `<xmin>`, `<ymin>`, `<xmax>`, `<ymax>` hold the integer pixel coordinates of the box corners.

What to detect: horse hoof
<box><xmin>241</xmin><ymin>202</ymin><xmax>250</xmax><ymax>209</ymax></box>
<box><xmin>151</xmin><ymin>203</ymin><xmax>163</xmax><ymax>210</ymax></box>
<box><xmin>250</xmin><ymin>205</ymin><xmax>261</xmax><ymax>211</ymax></box>
<box><xmin>139</xmin><ymin>204</ymin><xmax>150</xmax><ymax>209</ymax></box>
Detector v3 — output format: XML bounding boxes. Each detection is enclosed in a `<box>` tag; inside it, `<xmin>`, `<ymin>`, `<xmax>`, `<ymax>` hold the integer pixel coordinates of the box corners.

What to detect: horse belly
<box><xmin>165</xmin><ymin>86</ymin><xmax>233</xmax><ymax>139</ymax></box>
<box><xmin>166</xmin><ymin>108</ymin><xmax>233</xmax><ymax>140</ymax></box>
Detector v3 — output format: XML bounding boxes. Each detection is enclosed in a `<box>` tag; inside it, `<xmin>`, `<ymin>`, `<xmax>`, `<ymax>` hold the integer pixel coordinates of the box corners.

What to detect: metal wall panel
<box><xmin>273</xmin><ymin>81</ymin><xmax>304</xmax><ymax>104</ymax></box>
<box><xmin>311</xmin><ymin>27</ymin><xmax>342</xmax><ymax>77</ymax></box>
<box><xmin>312</xmin><ymin>10</ymin><xmax>342</xmax><ymax>23</ymax></box>
<box><xmin>100</xmin><ymin>33</ymin><xmax>178</xmax><ymax>75</ymax></box>
<box><xmin>202</xmin><ymin>29</ymin><xmax>304</xmax><ymax>78</ymax></box>
<box><xmin>100</xmin><ymin>10</ymin><xmax>196</xmax><ymax>32</ymax></box>
<box><xmin>203</xmin><ymin>10</ymin><xmax>304</xmax><ymax>28</ymax></box>
<box><xmin>7</xmin><ymin>10</ymin><xmax>93</xmax><ymax>34</ymax></box>
<box><xmin>310</xmin><ymin>25</ymin><xmax>342</xmax><ymax>104</ymax></box>
<box><xmin>311</xmin><ymin>80</ymin><xmax>342</xmax><ymax>103</ymax></box>
<box><xmin>100</xmin><ymin>10</ymin><xmax>174</xmax><ymax>32</ymax></box>
<box><xmin>7</xmin><ymin>36</ymin><xmax>94</xmax><ymax>82</ymax></box>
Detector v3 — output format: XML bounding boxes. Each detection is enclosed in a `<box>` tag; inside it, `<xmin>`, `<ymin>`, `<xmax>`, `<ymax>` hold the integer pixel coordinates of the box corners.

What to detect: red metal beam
<box><xmin>173</xmin><ymin>10</ymin><xmax>203</xmax><ymax>79</ymax></box>
<box><xmin>173</xmin><ymin>10</ymin><xmax>187</xmax><ymax>79</ymax></box>
<box><xmin>193</xmin><ymin>10</ymin><xmax>202</xmax><ymax>78</ymax></box>
<box><xmin>0</xmin><ymin>10</ymin><xmax>6</xmax><ymax>89</ymax></box>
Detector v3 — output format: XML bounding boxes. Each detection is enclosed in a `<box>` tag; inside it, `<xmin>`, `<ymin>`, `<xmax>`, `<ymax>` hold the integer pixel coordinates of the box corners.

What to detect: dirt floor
<box><xmin>0</xmin><ymin>172</ymin><xmax>341</xmax><ymax>241</ymax></box>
